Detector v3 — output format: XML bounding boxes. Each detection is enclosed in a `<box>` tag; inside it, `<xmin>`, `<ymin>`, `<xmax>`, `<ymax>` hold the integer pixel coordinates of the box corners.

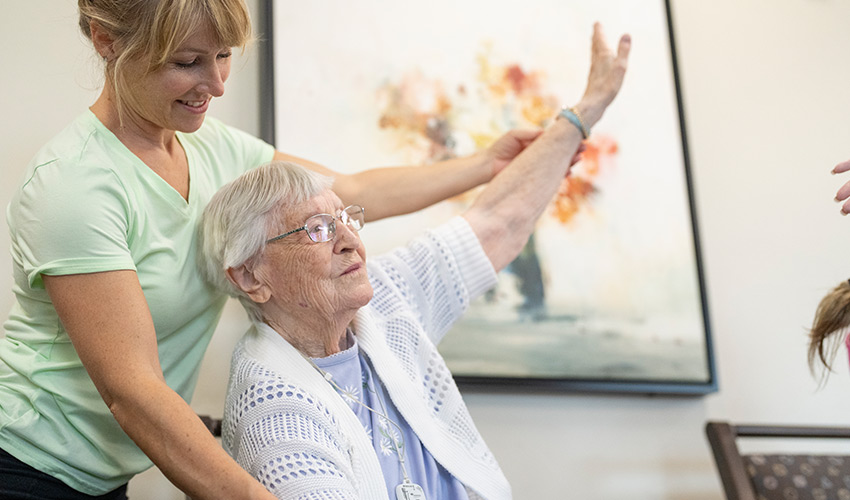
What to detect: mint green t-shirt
<box><xmin>0</xmin><ymin>111</ymin><xmax>274</xmax><ymax>495</ymax></box>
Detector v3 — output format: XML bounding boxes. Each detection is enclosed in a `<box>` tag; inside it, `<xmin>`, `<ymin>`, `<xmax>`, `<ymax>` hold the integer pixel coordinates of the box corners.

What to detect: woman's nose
<box><xmin>333</xmin><ymin>220</ymin><xmax>362</xmax><ymax>253</ymax></box>
<box><xmin>200</xmin><ymin>63</ymin><xmax>227</xmax><ymax>98</ymax></box>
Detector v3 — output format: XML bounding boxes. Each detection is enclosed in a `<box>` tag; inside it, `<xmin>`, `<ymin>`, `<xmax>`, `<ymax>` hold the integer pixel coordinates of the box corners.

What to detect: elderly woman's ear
<box><xmin>226</xmin><ymin>264</ymin><xmax>272</xmax><ymax>304</ymax></box>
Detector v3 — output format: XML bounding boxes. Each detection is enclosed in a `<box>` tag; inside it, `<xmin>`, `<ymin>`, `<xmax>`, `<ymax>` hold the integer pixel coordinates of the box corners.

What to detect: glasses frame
<box><xmin>266</xmin><ymin>205</ymin><xmax>365</xmax><ymax>244</ymax></box>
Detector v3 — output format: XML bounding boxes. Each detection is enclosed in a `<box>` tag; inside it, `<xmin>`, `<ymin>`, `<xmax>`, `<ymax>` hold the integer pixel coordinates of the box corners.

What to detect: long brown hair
<box><xmin>808</xmin><ymin>280</ymin><xmax>850</xmax><ymax>377</ymax></box>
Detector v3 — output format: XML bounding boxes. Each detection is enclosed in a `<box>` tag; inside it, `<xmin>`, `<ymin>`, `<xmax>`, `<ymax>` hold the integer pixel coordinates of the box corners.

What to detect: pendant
<box><xmin>396</xmin><ymin>480</ymin><xmax>426</xmax><ymax>500</ymax></box>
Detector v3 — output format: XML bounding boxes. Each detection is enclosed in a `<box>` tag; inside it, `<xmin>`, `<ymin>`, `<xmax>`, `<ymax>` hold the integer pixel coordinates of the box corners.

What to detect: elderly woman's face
<box><xmin>255</xmin><ymin>190</ymin><xmax>372</xmax><ymax>320</ymax></box>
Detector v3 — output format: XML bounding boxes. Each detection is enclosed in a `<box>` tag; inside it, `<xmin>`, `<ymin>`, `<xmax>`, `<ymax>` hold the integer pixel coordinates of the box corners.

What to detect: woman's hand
<box><xmin>575</xmin><ymin>22</ymin><xmax>631</xmax><ymax>128</ymax></box>
<box><xmin>487</xmin><ymin>129</ymin><xmax>542</xmax><ymax>177</ymax></box>
<box><xmin>487</xmin><ymin>129</ymin><xmax>586</xmax><ymax>178</ymax></box>
<box><xmin>834</xmin><ymin>159</ymin><xmax>850</xmax><ymax>215</ymax></box>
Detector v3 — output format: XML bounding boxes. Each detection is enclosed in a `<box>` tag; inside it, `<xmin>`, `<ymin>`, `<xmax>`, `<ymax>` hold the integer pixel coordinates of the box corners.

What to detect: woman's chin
<box><xmin>346</xmin><ymin>283</ymin><xmax>374</xmax><ymax>310</ymax></box>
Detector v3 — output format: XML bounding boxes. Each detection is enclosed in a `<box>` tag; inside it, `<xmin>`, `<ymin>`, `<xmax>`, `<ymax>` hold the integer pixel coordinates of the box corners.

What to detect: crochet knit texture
<box><xmin>222</xmin><ymin>217</ymin><xmax>511</xmax><ymax>500</ymax></box>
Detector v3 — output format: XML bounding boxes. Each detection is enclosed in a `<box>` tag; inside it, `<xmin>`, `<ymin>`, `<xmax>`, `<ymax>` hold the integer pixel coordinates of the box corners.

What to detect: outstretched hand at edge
<box><xmin>576</xmin><ymin>23</ymin><xmax>631</xmax><ymax>128</ymax></box>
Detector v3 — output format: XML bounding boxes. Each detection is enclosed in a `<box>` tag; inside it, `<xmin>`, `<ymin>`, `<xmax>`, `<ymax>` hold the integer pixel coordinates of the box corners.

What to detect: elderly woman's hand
<box><xmin>833</xmin><ymin>159</ymin><xmax>850</xmax><ymax>215</ymax></box>
<box><xmin>575</xmin><ymin>22</ymin><xmax>631</xmax><ymax>129</ymax></box>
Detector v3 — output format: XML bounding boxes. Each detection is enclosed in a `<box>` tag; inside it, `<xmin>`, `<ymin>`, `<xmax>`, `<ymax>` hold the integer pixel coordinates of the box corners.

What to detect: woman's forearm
<box><xmin>43</xmin><ymin>271</ymin><xmax>275</xmax><ymax>500</ymax></box>
<box><xmin>333</xmin><ymin>151</ymin><xmax>493</xmax><ymax>221</ymax></box>
<box><xmin>109</xmin><ymin>377</ymin><xmax>276</xmax><ymax>500</ymax></box>
<box><xmin>275</xmin><ymin>142</ymin><xmax>513</xmax><ymax>222</ymax></box>
<box><xmin>276</xmin><ymin>148</ymin><xmax>493</xmax><ymax>221</ymax></box>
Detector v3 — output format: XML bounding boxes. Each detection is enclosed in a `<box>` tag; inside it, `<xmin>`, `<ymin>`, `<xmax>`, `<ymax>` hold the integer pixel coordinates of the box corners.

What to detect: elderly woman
<box><xmin>200</xmin><ymin>24</ymin><xmax>630</xmax><ymax>500</ymax></box>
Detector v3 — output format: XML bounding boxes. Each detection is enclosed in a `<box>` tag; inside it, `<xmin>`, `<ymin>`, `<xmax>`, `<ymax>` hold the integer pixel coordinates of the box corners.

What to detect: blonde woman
<box><xmin>0</xmin><ymin>1</ymin><xmax>539</xmax><ymax>498</ymax></box>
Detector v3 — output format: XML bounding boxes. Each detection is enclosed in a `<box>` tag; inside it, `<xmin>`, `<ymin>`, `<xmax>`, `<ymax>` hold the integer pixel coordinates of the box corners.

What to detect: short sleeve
<box><xmin>11</xmin><ymin>159</ymin><xmax>135</xmax><ymax>288</ymax></box>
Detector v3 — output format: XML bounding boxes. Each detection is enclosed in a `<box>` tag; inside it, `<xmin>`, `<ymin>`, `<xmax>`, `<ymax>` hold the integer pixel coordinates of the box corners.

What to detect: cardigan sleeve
<box><xmin>367</xmin><ymin>216</ymin><xmax>497</xmax><ymax>345</ymax></box>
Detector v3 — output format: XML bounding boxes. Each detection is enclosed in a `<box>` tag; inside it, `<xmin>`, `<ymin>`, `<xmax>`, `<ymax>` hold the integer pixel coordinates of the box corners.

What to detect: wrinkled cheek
<box><xmin>266</xmin><ymin>252</ymin><xmax>330</xmax><ymax>311</ymax></box>
<box><xmin>297</xmin><ymin>281</ymin><xmax>338</xmax><ymax>316</ymax></box>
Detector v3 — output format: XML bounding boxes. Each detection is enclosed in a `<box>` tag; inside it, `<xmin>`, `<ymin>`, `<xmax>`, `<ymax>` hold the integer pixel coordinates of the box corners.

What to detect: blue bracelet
<box><xmin>558</xmin><ymin>107</ymin><xmax>589</xmax><ymax>139</ymax></box>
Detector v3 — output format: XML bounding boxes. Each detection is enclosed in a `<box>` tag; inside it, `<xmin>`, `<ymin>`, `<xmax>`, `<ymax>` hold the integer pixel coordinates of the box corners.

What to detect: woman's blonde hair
<box><xmin>808</xmin><ymin>280</ymin><xmax>850</xmax><ymax>379</ymax></box>
<box><xmin>78</xmin><ymin>0</ymin><xmax>253</xmax><ymax>124</ymax></box>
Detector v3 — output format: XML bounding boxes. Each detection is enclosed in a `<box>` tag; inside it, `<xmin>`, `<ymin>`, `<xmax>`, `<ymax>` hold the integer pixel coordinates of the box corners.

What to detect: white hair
<box><xmin>199</xmin><ymin>161</ymin><xmax>334</xmax><ymax>321</ymax></box>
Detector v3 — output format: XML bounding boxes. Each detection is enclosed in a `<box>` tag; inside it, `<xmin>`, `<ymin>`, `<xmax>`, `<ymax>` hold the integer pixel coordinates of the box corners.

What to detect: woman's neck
<box><xmin>264</xmin><ymin>312</ymin><xmax>354</xmax><ymax>358</ymax></box>
<box><xmin>90</xmin><ymin>90</ymin><xmax>190</xmax><ymax>201</ymax></box>
<box><xmin>90</xmin><ymin>91</ymin><xmax>178</xmax><ymax>153</ymax></box>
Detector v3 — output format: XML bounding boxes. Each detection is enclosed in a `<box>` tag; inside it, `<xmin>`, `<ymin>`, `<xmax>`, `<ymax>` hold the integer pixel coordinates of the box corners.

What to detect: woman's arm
<box><xmin>462</xmin><ymin>24</ymin><xmax>631</xmax><ymax>272</ymax></box>
<box><xmin>43</xmin><ymin>271</ymin><xmax>276</xmax><ymax>500</ymax></box>
<box><xmin>273</xmin><ymin>129</ymin><xmax>542</xmax><ymax>221</ymax></box>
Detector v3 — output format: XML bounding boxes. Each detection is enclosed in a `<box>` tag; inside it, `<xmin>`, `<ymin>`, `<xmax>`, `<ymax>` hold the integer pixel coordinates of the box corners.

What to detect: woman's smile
<box><xmin>177</xmin><ymin>98</ymin><xmax>210</xmax><ymax>113</ymax></box>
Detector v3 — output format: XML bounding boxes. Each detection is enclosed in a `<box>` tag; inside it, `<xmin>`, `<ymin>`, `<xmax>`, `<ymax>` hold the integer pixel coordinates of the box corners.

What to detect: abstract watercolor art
<box><xmin>265</xmin><ymin>0</ymin><xmax>716</xmax><ymax>394</ymax></box>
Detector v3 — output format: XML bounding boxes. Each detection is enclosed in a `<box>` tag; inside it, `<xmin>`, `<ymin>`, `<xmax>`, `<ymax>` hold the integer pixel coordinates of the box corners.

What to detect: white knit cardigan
<box><xmin>222</xmin><ymin>217</ymin><xmax>511</xmax><ymax>500</ymax></box>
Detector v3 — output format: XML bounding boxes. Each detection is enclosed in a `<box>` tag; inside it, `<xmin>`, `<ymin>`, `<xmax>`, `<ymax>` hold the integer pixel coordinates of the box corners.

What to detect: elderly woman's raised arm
<box><xmin>463</xmin><ymin>23</ymin><xmax>631</xmax><ymax>272</ymax></box>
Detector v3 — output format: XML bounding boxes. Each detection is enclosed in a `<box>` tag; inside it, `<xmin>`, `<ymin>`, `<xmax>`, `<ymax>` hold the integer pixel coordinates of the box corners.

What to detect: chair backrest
<box><xmin>186</xmin><ymin>415</ymin><xmax>224</xmax><ymax>500</ymax></box>
<box><xmin>705</xmin><ymin>421</ymin><xmax>850</xmax><ymax>500</ymax></box>
<box><xmin>198</xmin><ymin>414</ymin><xmax>222</xmax><ymax>438</ymax></box>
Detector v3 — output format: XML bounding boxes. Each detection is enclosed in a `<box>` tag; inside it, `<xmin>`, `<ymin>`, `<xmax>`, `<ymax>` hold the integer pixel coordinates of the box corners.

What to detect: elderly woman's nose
<box><xmin>333</xmin><ymin>220</ymin><xmax>362</xmax><ymax>252</ymax></box>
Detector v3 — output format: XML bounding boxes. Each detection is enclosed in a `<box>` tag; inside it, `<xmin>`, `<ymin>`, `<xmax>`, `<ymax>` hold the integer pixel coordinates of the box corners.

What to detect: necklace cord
<box><xmin>305</xmin><ymin>356</ymin><xmax>412</xmax><ymax>482</ymax></box>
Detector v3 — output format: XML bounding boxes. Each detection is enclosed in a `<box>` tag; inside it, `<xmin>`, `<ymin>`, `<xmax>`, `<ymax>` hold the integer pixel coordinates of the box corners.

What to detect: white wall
<box><xmin>3</xmin><ymin>1</ymin><xmax>850</xmax><ymax>499</ymax></box>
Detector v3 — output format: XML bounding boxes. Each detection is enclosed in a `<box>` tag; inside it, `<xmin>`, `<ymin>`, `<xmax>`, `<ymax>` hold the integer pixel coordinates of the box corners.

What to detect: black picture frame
<box><xmin>257</xmin><ymin>0</ymin><xmax>716</xmax><ymax>396</ymax></box>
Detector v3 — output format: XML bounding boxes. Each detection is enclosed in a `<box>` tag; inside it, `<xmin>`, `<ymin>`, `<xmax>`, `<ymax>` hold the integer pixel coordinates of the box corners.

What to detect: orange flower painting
<box><xmin>269</xmin><ymin>0</ymin><xmax>713</xmax><ymax>392</ymax></box>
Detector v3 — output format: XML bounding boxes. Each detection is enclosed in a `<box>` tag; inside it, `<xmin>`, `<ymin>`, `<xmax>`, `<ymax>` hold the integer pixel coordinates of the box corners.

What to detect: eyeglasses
<box><xmin>266</xmin><ymin>205</ymin><xmax>365</xmax><ymax>244</ymax></box>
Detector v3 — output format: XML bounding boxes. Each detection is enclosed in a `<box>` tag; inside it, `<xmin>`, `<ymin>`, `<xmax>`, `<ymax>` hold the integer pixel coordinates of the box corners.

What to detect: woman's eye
<box><xmin>217</xmin><ymin>51</ymin><xmax>232</xmax><ymax>60</ymax></box>
<box><xmin>175</xmin><ymin>59</ymin><xmax>197</xmax><ymax>68</ymax></box>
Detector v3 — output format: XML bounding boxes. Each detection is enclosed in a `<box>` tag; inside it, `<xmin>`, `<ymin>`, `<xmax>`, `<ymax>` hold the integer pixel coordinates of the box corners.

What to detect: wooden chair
<box><xmin>197</xmin><ymin>414</ymin><xmax>222</xmax><ymax>438</ymax></box>
<box><xmin>705</xmin><ymin>421</ymin><xmax>850</xmax><ymax>500</ymax></box>
<box><xmin>185</xmin><ymin>415</ymin><xmax>223</xmax><ymax>500</ymax></box>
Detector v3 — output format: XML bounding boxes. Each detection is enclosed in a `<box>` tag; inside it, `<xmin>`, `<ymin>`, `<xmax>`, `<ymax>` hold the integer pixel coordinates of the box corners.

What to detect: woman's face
<box><xmin>255</xmin><ymin>190</ymin><xmax>373</xmax><ymax>322</ymax></box>
<box><xmin>122</xmin><ymin>22</ymin><xmax>232</xmax><ymax>134</ymax></box>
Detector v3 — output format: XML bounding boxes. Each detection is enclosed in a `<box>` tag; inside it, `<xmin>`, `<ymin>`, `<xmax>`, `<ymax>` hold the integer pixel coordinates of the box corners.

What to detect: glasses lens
<box><xmin>305</xmin><ymin>214</ymin><xmax>335</xmax><ymax>243</ymax></box>
<box><xmin>343</xmin><ymin>206</ymin><xmax>365</xmax><ymax>231</ymax></box>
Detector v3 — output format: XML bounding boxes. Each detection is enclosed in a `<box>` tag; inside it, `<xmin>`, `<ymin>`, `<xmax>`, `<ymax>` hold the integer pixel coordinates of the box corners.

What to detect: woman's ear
<box><xmin>227</xmin><ymin>264</ymin><xmax>271</xmax><ymax>304</ymax></box>
<box><xmin>89</xmin><ymin>19</ymin><xmax>117</xmax><ymax>61</ymax></box>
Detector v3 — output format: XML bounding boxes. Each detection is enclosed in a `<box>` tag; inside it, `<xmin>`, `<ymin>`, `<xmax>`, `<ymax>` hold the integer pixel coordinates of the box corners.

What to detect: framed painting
<box><xmin>259</xmin><ymin>0</ymin><xmax>716</xmax><ymax>395</ymax></box>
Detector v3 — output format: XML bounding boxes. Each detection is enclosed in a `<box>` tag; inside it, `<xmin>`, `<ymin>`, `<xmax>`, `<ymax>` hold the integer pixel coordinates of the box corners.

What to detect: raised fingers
<box><xmin>832</xmin><ymin>159</ymin><xmax>850</xmax><ymax>175</ymax></box>
<box><xmin>617</xmin><ymin>34</ymin><xmax>632</xmax><ymax>64</ymax></box>
<box><xmin>832</xmin><ymin>160</ymin><xmax>850</xmax><ymax>214</ymax></box>
<box><xmin>592</xmin><ymin>22</ymin><xmax>612</xmax><ymax>57</ymax></box>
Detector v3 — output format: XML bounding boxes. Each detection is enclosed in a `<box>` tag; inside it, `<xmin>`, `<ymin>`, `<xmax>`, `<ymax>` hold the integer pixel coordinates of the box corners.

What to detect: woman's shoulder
<box><xmin>225</xmin><ymin>336</ymin><xmax>343</xmax><ymax>437</ymax></box>
<box><xmin>229</xmin><ymin>332</ymin><xmax>306</xmax><ymax>392</ymax></box>
<box><xmin>23</xmin><ymin>112</ymin><xmax>129</xmax><ymax>179</ymax></box>
<box><xmin>13</xmin><ymin>112</ymin><xmax>133</xmax><ymax>204</ymax></box>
